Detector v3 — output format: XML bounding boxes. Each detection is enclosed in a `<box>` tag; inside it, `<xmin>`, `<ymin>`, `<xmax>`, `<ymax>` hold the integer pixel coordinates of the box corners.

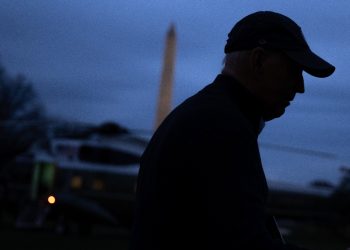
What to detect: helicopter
<box><xmin>7</xmin><ymin>123</ymin><xmax>349</xmax><ymax>237</ymax></box>
<box><xmin>10</xmin><ymin>122</ymin><xmax>147</xmax><ymax>233</ymax></box>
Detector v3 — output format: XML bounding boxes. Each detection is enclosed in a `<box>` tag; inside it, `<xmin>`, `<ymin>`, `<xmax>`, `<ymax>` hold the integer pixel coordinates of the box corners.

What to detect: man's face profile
<box><xmin>254</xmin><ymin>50</ymin><xmax>305</xmax><ymax>121</ymax></box>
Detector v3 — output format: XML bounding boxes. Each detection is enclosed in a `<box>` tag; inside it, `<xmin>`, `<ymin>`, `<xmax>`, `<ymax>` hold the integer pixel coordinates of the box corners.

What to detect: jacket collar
<box><xmin>212</xmin><ymin>74</ymin><xmax>265</xmax><ymax>136</ymax></box>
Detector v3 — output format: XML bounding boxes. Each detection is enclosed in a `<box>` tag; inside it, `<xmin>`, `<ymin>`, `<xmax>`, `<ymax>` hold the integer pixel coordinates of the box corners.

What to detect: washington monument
<box><xmin>155</xmin><ymin>24</ymin><xmax>176</xmax><ymax>129</ymax></box>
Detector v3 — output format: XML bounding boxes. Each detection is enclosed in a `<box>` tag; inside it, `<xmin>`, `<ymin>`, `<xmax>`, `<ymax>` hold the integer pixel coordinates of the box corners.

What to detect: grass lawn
<box><xmin>1</xmin><ymin>220</ymin><xmax>349</xmax><ymax>250</ymax></box>
<box><xmin>280</xmin><ymin>220</ymin><xmax>350</xmax><ymax>250</ymax></box>
<box><xmin>0</xmin><ymin>226</ymin><xmax>130</xmax><ymax>250</ymax></box>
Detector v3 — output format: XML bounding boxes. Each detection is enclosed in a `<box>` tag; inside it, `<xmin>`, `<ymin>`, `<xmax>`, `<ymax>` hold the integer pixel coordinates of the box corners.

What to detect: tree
<box><xmin>0</xmin><ymin>62</ymin><xmax>45</xmax><ymax>166</ymax></box>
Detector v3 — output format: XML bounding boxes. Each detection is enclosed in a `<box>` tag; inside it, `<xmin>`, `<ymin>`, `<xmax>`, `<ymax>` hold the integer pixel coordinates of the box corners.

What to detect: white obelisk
<box><xmin>154</xmin><ymin>24</ymin><xmax>176</xmax><ymax>129</ymax></box>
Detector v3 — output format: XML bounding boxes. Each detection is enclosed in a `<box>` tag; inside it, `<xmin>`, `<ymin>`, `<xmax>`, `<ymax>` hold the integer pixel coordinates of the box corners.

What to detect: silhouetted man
<box><xmin>130</xmin><ymin>11</ymin><xmax>335</xmax><ymax>250</ymax></box>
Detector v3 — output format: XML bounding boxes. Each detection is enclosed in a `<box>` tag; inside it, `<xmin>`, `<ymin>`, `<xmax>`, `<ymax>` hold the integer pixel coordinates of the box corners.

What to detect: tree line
<box><xmin>0</xmin><ymin>59</ymin><xmax>45</xmax><ymax>167</ymax></box>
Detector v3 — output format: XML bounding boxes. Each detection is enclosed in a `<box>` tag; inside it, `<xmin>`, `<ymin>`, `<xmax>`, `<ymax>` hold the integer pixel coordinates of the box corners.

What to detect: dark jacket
<box><xmin>130</xmin><ymin>74</ymin><xmax>305</xmax><ymax>250</ymax></box>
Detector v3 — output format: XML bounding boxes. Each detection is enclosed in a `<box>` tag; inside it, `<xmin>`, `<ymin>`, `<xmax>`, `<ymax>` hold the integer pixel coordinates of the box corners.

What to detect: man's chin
<box><xmin>262</xmin><ymin>108</ymin><xmax>285</xmax><ymax>121</ymax></box>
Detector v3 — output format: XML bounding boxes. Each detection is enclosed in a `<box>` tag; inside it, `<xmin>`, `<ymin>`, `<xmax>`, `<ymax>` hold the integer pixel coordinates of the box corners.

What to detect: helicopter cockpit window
<box><xmin>78</xmin><ymin>145</ymin><xmax>140</xmax><ymax>165</ymax></box>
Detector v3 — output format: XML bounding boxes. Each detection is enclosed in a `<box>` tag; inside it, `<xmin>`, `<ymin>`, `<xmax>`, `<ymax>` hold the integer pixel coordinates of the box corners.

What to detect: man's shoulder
<box><xmin>176</xmin><ymin>80</ymin><xmax>237</xmax><ymax>115</ymax></box>
<box><xmin>162</xmin><ymin>91</ymin><xmax>249</xmax><ymax>139</ymax></box>
<box><xmin>155</xmin><ymin>75</ymin><xmax>257</xmax><ymax>138</ymax></box>
<box><xmin>172</xmin><ymin>90</ymin><xmax>236</xmax><ymax>123</ymax></box>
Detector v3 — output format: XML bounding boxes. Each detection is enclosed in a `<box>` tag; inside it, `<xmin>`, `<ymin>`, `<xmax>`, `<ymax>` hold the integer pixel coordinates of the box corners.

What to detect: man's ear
<box><xmin>250</xmin><ymin>47</ymin><xmax>266</xmax><ymax>77</ymax></box>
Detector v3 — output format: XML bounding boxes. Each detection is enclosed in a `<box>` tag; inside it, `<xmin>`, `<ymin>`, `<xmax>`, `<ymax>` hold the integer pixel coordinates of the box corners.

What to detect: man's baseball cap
<box><xmin>224</xmin><ymin>11</ymin><xmax>335</xmax><ymax>78</ymax></box>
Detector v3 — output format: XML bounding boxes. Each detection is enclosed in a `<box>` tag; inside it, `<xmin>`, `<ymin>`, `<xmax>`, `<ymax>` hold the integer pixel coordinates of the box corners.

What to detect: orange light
<box><xmin>48</xmin><ymin>195</ymin><xmax>56</xmax><ymax>204</ymax></box>
<box><xmin>92</xmin><ymin>179</ymin><xmax>104</xmax><ymax>190</ymax></box>
<box><xmin>71</xmin><ymin>176</ymin><xmax>82</xmax><ymax>189</ymax></box>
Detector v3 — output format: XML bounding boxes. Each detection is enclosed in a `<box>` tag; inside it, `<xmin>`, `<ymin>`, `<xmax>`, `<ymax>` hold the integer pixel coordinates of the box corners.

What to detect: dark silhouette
<box><xmin>130</xmin><ymin>11</ymin><xmax>335</xmax><ymax>250</ymax></box>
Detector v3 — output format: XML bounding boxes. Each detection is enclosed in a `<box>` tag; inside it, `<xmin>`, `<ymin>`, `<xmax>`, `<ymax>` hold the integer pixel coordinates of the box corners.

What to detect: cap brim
<box><xmin>284</xmin><ymin>50</ymin><xmax>335</xmax><ymax>78</ymax></box>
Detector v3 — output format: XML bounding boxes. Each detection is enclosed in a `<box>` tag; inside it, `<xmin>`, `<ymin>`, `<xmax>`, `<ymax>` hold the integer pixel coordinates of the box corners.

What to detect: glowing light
<box><xmin>92</xmin><ymin>179</ymin><xmax>104</xmax><ymax>190</ymax></box>
<box><xmin>48</xmin><ymin>195</ymin><xmax>56</xmax><ymax>204</ymax></box>
<box><xmin>71</xmin><ymin>176</ymin><xmax>82</xmax><ymax>189</ymax></box>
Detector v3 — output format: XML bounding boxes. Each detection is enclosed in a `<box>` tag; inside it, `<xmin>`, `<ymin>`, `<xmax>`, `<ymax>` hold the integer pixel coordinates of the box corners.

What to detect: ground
<box><xmin>0</xmin><ymin>219</ymin><xmax>349</xmax><ymax>250</ymax></box>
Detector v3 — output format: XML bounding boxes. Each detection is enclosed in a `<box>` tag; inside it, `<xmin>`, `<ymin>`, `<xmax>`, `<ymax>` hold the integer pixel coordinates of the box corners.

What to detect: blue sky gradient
<box><xmin>0</xmin><ymin>1</ymin><xmax>349</xmax><ymax>185</ymax></box>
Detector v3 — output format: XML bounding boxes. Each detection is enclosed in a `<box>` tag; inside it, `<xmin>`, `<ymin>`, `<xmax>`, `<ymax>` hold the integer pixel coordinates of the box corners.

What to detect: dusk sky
<box><xmin>0</xmin><ymin>1</ymin><xmax>349</xmax><ymax>186</ymax></box>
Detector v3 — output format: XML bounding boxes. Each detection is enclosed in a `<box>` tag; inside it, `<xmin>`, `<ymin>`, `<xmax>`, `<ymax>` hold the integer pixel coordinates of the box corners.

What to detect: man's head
<box><xmin>223</xmin><ymin>11</ymin><xmax>335</xmax><ymax>121</ymax></box>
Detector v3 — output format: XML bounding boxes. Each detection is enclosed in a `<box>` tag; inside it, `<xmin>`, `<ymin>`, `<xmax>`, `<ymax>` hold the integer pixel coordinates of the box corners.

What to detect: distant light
<box><xmin>92</xmin><ymin>179</ymin><xmax>104</xmax><ymax>191</ymax></box>
<box><xmin>71</xmin><ymin>176</ymin><xmax>82</xmax><ymax>189</ymax></box>
<box><xmin>48</xmin><ymin>195</ymin><xmax>56</xmax><ymax>204</ymax></box>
